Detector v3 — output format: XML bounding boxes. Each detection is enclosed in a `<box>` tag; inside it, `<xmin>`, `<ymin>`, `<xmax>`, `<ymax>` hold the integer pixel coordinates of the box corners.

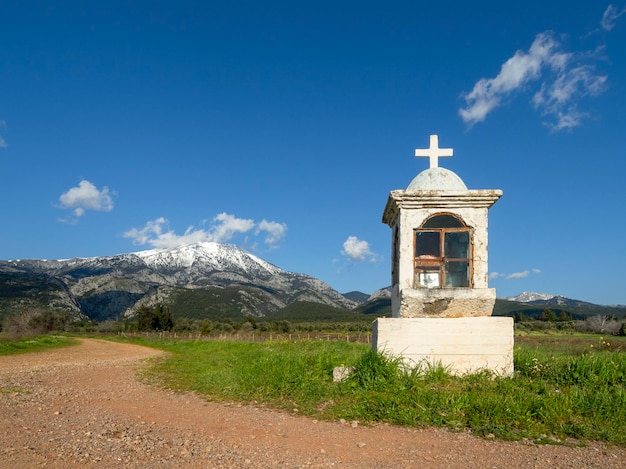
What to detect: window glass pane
<box><xmin>445</xmin><ymin>232</ymin><xmax>470</xmax><ymax>259</ymax></box>
<box><xmin>419</xmin><ymin>270</ymin><xmax>440</xmax><ymax>288</ymax></box>
<box><xmin>444</xmin><ymin>261</ymin><xmax>469</xmax><ymax>287</ymax></box>
<box><xmin>415</xmin><ymin>231</ymin><xmax>440</xmax><ymax>257</ymax></box>
<box><xmin>422</xmin><ymin>214</ymin><xmax>464</xmax><ymax>228</ymax></box>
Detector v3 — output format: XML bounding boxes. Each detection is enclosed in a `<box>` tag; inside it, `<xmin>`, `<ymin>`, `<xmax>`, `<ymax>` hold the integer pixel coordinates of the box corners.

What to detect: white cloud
<box><xmin>601</xmin><ymin>4</ymin><xmax>626</xmax><ymax>31</ymax></box>
<box><xmin>341</xmin><ymin>236</ymin><xmax>379</xmax><ymax>263</ymax></box>
<box><xmin>532</xmin><ymin>64</ymin><xmax>607</xmax><ymax>131</ymax></box>
<box><xmin>459</xmin><ymin>30</ymin><xmax>607</xmax><ymax>131</ymax></box>
<box><xmin>58</xmin><ymin>180</ymin><xmax>114</xmax><ymax>221</ymax></box>
<box><xmin>489</xmin><ymin>269</ymin><xmax>541</xmax><ymax>280</ymax></box>
<box><xmin>256</xmin><ymin>219</ymin><xmax>287</xmax><ymax>249</ymax></box>
<box><xmin>211</xmin><ymin>213</ymin><xmax>256</xmax><ymax>243</ymax></box>
<box><xmin>506</xmin><ymin>270</ymin><xmax>530</xmax><ymax>280</ymax></box>
<box><xmin>123</xmin><ymin>213</ymin><xmax>286</xmax><ymax>250</ymax></box>
<box><xmin>490</xmin><ymin>268</ymin><xmax>541</xmax><ymax>281</ymax></box>
<box><xmin>459</xmin><ymin>32</ymin><xmax>563</xmax><ymax>126</ymax></box>
<box><xmin>122</xmin><ymin>217</ymin><xmax>168</xmax><ymax>245</ymax></box>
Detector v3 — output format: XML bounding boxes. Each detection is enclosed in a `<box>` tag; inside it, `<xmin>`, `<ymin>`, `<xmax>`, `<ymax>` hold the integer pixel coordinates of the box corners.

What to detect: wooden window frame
<box><xmin>414</xmin><ymin>214</ymin><xmax>473</xmax><ymax>289</ymax></box>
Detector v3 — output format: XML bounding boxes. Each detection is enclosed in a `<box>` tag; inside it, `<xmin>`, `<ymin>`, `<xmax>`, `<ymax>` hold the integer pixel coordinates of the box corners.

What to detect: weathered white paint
<box><xmin>394</xmin><ymin>285</ymin><xmax>496</xmax><ymax>318</ymax></box>
<box><xmin>372</xmin><ymin>317</ymin><xmax>514</xmax><ymax>377</ymax></box>
<box><xmin>414</xmin><ymin>134</ymin><xmax>453</xmax><ymax>169</ymax></box>
<box><xmin>406</xmin><ymin>167</ymin><xmax>467</xmax><ymax>191</ymax></box>
<box><xmin>383</xmin><ymin>188</ymin><xmax>501</xmax><ymax>318</ymax></box>
<box><xmin>376</xmin><ymin>136</ymin><xmax>513</xmax><ymax>376</ymax></box>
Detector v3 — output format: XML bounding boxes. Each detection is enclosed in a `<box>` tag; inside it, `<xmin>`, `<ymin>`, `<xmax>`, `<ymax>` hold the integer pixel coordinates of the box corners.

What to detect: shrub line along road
<box><xmin>0</xmin><ymin>338</ymin><xmax>624</xmax><ymax>468</ymax></box>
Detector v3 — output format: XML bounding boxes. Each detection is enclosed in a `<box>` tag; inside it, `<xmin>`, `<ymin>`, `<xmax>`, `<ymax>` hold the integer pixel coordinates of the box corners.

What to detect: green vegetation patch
<box><xmin>137</xmin><ymin>338</ymin><xmax>366</xmax><ymax>413</ymax></box>
<box><xmin>129</xmin><ymin>335</ymin><xmax>626</xmax><ymax>446</ymax></box>
<box><xmin>0</xmin><ymin>335</ymin><xmax>78</xmax><ymax>355</ymax></box>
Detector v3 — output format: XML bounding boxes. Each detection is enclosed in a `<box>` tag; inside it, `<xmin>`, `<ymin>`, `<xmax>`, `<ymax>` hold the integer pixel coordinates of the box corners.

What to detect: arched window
<box><xmin>414</xmin><ymin>214</ymin><xmax>472</xmax><ymax>288</ymax></box>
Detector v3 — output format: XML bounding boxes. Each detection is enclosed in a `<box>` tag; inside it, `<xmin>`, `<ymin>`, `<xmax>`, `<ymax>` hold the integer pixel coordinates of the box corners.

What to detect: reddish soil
<box><xmin>1</xmin><ymin>338</ymin><xmax>624</xmax><ymax>468</ymax></box>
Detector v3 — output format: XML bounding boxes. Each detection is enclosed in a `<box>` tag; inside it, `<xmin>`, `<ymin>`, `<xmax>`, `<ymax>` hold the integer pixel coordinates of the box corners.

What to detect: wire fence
<box><xmin>117</xmin><ymin>330</ymin><xmax>372</xmax><ymax>344</ymax></box>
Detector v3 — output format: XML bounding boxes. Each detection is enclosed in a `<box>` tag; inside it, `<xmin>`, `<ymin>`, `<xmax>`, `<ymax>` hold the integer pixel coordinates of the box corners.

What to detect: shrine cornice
<box><xmin>382</xmin><ymin>189</ymin><xmax>503</xmax><ymax>225</ymax></box>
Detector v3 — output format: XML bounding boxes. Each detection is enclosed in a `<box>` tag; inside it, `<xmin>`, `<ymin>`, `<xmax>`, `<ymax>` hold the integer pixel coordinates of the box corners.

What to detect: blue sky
<box><xmin>1</xmin><ymin>1</ymin><xmax>625</xmax><ymax>305</ymax></box>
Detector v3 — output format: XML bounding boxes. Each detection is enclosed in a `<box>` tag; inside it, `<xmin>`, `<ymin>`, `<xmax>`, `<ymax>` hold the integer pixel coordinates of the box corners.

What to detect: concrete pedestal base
<box><xmin>372</xmin><ymin>317</ymin><xmax>514</xmax><ymax>377</ymax></box>
<box><xmin>392</xmin><ymin>285</ymin><xmax>497</xmax><ymax>318</ymax></box>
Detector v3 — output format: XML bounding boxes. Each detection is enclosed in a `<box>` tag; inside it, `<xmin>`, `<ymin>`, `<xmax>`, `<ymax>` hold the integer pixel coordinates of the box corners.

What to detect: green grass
<box><xmin>134</xmin><ymin>338</ymin><xmax>366</xmax><ymax>413</ymax></box>
<box><xmin>126</xmin><ymin>334</ymin><xmax>626</xmax><ymax>446</ymax></box>
<box><xmin>0</xmin><ymin>335</ymin><xmax>78</xmax><ymax>355</ymax></box>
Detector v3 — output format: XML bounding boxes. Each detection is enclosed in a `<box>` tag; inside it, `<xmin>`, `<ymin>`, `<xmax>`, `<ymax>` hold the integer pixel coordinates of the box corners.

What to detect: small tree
<box><xmin>136</xmin><ymin>305</ymin><xmax>154</xmax><ymax>331</ymax></box>
<box><xmin>514</xmin><ymin>311</ymin><xmax>531</xmax><ymax>323</ymax></box>
<box><xmin>135</xmin><ymin>304</ymin><xmax>174</xmax><ymax>332</ymax></box>
<box><xmin>244</xmin><ymin>314</ymin><xmax>257</xmax><ymax>329</ymax></box>
<box><xmin>154</xmin><ymin>303</ymin><xmax>174</xmax><ymax>331</ymax></box>
<box><xmin>540</xmin><ymin>308</ymin><xmax>557</xmax><ymax>322</ymax></box>
<box><xmin>557</xmin><ymin>310</ymin><xmax>571</xmax><ymax>322</ymax></box>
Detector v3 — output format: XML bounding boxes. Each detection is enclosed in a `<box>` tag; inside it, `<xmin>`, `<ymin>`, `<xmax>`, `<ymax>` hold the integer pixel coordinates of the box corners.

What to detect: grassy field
<box><xmin>123</xmin><ymin>333</ymin><xmax>626</xmax><ymax>446</ymax></box>
<box><xmin>0</xmin><ymin>334</ymin><xmax>77</xmax><ymax>355</ymax></box>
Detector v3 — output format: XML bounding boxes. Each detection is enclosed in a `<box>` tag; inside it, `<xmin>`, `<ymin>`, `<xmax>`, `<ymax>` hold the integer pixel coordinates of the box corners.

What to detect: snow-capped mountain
<box><xmin>0</xmin><ymin>242</ymin><xmax>356</xmax><ymax>321</ymax></box>
<box><xmin>505</xmin><ymin>291</ymin><xmax>558</xmax><ymax>303</ymax></box>
<box><xmin>134</xmin><ymin>242</ymin><xmax>282</xmax><ymax>275</ymax></box>
<box><xmin>505</xmin><ymin>291</ymin><xmax>595</xmax><ymax>308</ymax></box>
<box><xmin>498</xmin><ymin>291</ymin><xmax>626</xmax><ymax>319</ymax></box>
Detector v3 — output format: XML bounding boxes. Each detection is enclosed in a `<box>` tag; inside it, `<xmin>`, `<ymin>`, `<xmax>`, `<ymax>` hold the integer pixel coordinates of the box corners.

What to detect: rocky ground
<box><xmin>1</xmin><ymin>338</ymin><xmax>624</xmax><ymax>468</ymax></box>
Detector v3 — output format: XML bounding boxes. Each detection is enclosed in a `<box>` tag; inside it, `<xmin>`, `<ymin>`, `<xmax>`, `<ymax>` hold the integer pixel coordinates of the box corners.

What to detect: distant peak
<box><xmin>132</xmin><ymin>241</ymin><xmax>281</xmax><ymax>274</ymax></box>
<box><xmin>506</xmin><ymin>291</ymin><xmax>557</xmax><ymax>303</ymax></box>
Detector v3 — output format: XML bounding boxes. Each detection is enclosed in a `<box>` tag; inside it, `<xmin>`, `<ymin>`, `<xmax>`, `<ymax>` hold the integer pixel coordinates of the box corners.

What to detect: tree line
<box><xmin>2</xmin><ymin>304</ymin><xmax>624</xmax><ymax>337</ymax></box>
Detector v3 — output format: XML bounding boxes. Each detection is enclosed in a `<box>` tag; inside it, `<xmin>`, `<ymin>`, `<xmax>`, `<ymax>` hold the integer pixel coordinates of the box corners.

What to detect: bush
<box><xmin>514</xmin><ymin>320</ymin><xmax>557</xmax><ymax>333</ymax></box>
<box><xmin>2</xmin><ymin>309</ymin><xmax>71</xmax><ymax>336</ymax></box>
<box><xmin>347</xmin><ymin>351</ymin><xmax>408</xmax><ymax>390</ymax></box>
<box><xmin>199</xmin><ymin>320</ymin><xmax>212</xmax><ymax>335</ymax></box>
<box><xmin>239</xmin><ymin>321</ymin><xmax>254</xmax><ymax>332</ymax></box>
<box><xmin>173</xmin><ymin>317</ymin><xmax>195</xmax><ymax>332</ymax></box>
<box><xmin>97</xmin><ymin>321</ymin><xmax>125</xmax><ymax>333</ymax></box>
<box><xmin>215</xmin><ymin>322</ymin><xmax>234</xmax><ymax>333</ymax></box>
<box><xmin>576</xmin><ymin>315</ymin><xmax>623</xmax><ymax>335</ymax></box>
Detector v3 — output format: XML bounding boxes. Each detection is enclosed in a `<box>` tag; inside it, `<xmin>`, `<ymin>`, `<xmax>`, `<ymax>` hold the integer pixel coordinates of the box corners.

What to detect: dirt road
<box><xmin>1</xmin><ymin>338</ymin><xmax>624</xmax><ymax>468</ymax></box>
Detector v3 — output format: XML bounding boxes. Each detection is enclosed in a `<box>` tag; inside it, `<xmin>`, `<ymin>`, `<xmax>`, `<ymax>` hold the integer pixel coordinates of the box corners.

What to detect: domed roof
<box><xmin>406</xmin><ymin>167</ymin><xmax>468</xmax><ymax>191</ymax></box>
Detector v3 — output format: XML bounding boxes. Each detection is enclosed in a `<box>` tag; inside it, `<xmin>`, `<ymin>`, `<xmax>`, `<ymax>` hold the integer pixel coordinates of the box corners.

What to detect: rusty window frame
<box><xmin>414</xmin><ymin>214</ymin><xmax>473</xmax><ymax>288</ymax></box>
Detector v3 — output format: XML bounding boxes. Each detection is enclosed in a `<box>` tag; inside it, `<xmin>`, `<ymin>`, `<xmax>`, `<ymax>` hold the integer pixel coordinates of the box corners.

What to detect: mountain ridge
<box><xmin>503</xmin><ymin>290</ymin><xmax>625</xmax><ymax>309</ymax></box>
<box><xmin>0</xmin><ymin>242</ymin><xmax>356</xmax><ymax>321</ymax></box>
<box><xmin>2</xmin><ymin>244</ymin><xmax>625</xmax><ymax>323</ymax></box>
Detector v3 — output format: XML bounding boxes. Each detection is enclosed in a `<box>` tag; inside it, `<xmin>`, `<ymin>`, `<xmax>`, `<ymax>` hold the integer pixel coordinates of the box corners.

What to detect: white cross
<box><xmin>414</xmin><ymin>135</ymin><xmax>453</xmax><ymax>169</ymax></box>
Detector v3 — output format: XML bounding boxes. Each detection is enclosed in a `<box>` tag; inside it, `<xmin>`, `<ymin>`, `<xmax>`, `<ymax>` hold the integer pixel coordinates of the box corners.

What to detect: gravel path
<box><xmin>1</xmin><ymin>338</ymin><xmax>624</xmax><ymax>468</ymax></box>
